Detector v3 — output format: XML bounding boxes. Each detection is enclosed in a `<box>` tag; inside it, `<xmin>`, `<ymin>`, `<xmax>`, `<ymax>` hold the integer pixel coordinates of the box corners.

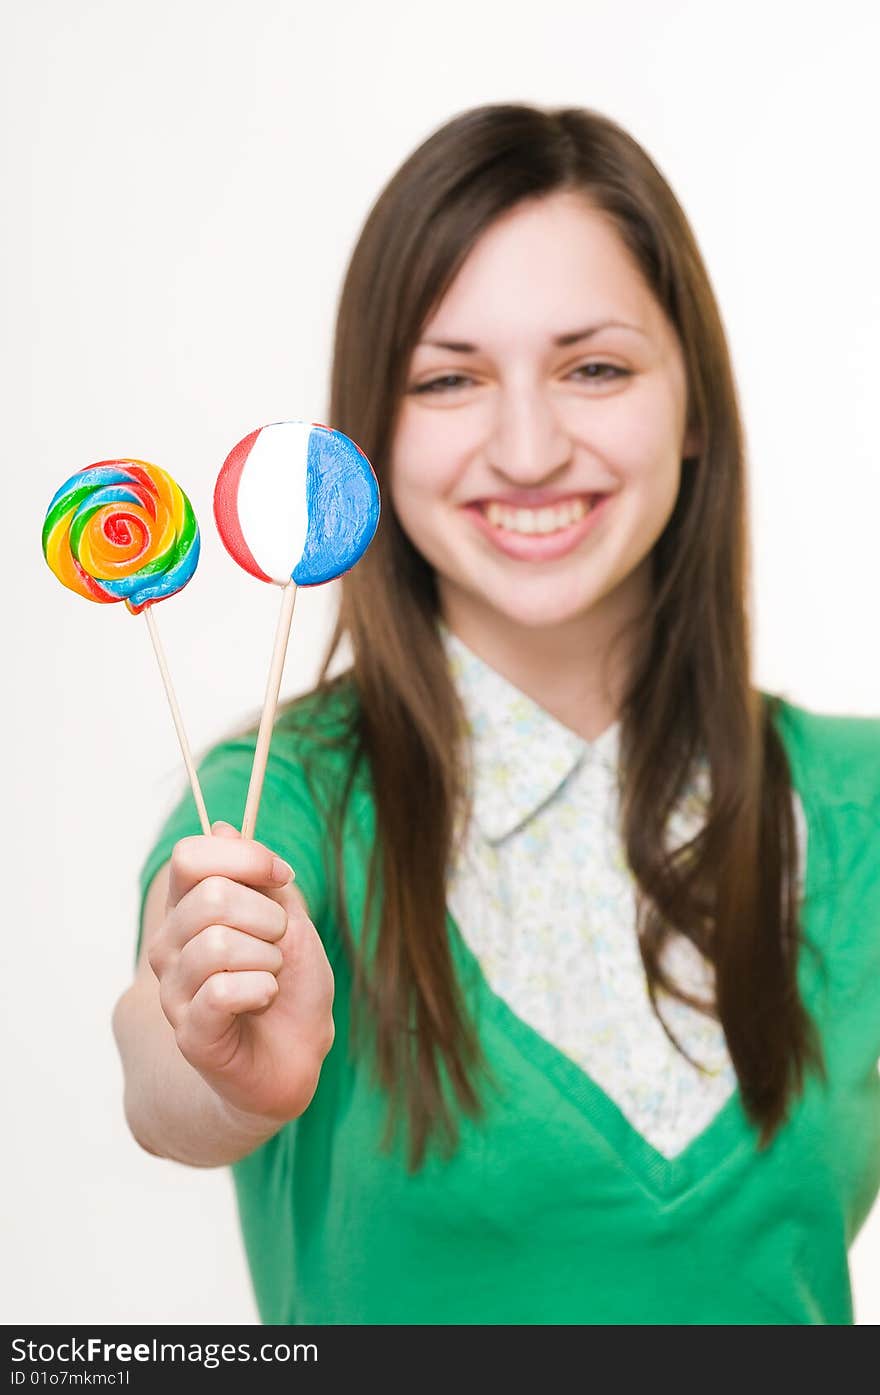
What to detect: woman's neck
<box><xmin>439</xmin><ymin>571</ymin><xmax>648</xmax><ymax>742</ymax></box>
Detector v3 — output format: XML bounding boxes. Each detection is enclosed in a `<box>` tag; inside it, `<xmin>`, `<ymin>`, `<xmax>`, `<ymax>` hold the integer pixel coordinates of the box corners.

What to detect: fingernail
<box><xmin>271</xmin><ymin>857</ymin><xmax>295</xmax><ymax>884</ymax></box>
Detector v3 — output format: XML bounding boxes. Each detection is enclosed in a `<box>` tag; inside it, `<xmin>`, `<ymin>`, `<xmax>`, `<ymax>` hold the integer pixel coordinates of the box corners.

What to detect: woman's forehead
<box><xmin>419</xmin><ymin>195</ymin><xmax>664</xmax><ymax>350</ymax></box>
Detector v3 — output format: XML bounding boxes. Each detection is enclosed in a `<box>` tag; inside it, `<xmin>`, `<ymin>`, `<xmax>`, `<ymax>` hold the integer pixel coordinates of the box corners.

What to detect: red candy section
<box><xmin>213</xmin><ymin>427</ymin><xmax>273</xmax><ymax>583</ymax></box>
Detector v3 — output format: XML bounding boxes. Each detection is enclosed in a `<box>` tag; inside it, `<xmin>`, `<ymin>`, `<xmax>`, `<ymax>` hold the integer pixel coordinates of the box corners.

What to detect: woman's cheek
<box><xmin>391</xmin><ymin>428</ymin><xmax>469</xmax><ymax>509</ymax></box>
<box><xmin>388</xmin><ymin>460</ymin><xmax>447</xmax><ymax>566</ymax></box>
<box><xmin>624</xmin><ymin>461</ymin><xmax>683</xmax><ymax>556</ymax></box>
<box><xmin>392</xmin><ymin>460</ymin><xmax>451</xmax><ymax>523</ymax></box>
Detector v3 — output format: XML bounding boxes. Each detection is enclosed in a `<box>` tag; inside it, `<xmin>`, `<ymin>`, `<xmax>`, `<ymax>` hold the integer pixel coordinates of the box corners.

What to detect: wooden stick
<box><xmin>143</xmin><ymin>606</ymin><xmax>211</xmax><ymax>836</ymax></box>
<box><xmin>241</xmin><ymin>580</ymin><xmax>298</xmax><ymax>840</ymax></box>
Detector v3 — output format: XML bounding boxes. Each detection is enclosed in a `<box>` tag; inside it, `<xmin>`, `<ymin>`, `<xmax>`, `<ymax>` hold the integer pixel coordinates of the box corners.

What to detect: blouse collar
<box><xmin>439</xmin><ymin>621</ymin><xmax>621</xmax><ymax>843</ymax></box>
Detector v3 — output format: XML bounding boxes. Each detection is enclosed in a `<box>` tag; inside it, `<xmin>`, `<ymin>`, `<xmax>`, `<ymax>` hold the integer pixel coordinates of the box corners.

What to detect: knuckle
<box><xmin>200</xmin><ymin>876</ymin><xmax>229</xmax><ymax>917</ymax></box>
<box><xmin>205</xmin><ymin>972</ymin><xmax>233</xmax><ymax>1008</ymax></box>
<box><xmin>203</xmin><ymin>923</ymin><xmax>231</xmax><ymax>960</ymax></box>
<box><xmin>170</xmin><ymin>837</ymin><xmax>199</xmax><ymax>876</ymax></box>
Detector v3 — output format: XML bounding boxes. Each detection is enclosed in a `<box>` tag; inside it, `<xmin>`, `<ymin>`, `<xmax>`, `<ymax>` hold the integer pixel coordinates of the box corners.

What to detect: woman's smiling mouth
<box><xmin>463</xmin><ymin>492</ymin><xmax>611</xmax><ymax>560</ymax></box>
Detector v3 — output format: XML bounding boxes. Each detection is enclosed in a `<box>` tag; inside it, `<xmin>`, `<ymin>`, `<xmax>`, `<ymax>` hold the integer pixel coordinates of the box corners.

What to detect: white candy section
<box><xmin>236</xmin><ymin>422</ymin><xmax>310</xmax><ymax>583</ymax></box>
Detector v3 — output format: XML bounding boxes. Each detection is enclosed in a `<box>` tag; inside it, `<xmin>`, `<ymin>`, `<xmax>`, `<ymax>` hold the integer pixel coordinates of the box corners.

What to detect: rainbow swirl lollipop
<box><xmin>42</xmin><ymin>457</ymin><xmax>209</xmax><ymax>833</ymax></box>
<box><xmin>41</xmin><ymin>459</ymin><xmax>200</xmax><ymax>614</ymax></box>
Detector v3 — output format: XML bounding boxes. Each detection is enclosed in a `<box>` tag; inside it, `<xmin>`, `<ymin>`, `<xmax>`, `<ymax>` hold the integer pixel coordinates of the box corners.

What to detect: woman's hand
<box><xmin>146</xmin><ymin>821</ymin><xmax>335</xmax><ymax>1123</ymax></box>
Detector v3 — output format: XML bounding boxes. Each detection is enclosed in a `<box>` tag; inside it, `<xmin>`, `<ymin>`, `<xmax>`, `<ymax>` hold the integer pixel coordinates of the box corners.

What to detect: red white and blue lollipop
<box><xmin>214</xmin><ymin>420</ymin><xmax>380</xmax><ymax>836</ymax></box>
<box><xmin>214</xmin><ymin>420</ymin><xmax>380</xmax><ymax>586</ymax></box>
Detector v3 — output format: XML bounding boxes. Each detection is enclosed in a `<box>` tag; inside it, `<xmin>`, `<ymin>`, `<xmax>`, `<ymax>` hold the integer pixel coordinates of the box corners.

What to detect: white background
<box><xmin>3</xmin><ymin>0</ymin><xmax>878</xmax><ymax>1324</ymax></box>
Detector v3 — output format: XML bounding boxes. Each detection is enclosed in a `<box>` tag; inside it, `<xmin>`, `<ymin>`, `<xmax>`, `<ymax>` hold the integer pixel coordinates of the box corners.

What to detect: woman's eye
<box><xmin>569</xmin><ymin>362</ymin><xmax>628</xmax><ymax>383</ymax></box>
<box><xmin>411</xmin><ymin>374</ymin><xmax>473</xmax><ymax>394</ymax></box>
<box><xmin>410</xmin><ymin>364</ymin><xmax>629</xmax><ymax>394</ymax></box>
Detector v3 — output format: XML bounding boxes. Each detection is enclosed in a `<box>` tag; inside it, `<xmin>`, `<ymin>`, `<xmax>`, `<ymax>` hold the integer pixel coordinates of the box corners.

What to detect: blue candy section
<box><xmin>293</xmin><ymin>428</ymin><xmax>381</xmax><ymax>585</ymax></box>
<box><xmin>46</xmin><ymin>465</ymin><xmax>137</xmax><ymax>513</ymax></box>
<box><xmin>77</xmin><ymin>481</ymin><xmax>144</xmax><ymax>510</ymax></box>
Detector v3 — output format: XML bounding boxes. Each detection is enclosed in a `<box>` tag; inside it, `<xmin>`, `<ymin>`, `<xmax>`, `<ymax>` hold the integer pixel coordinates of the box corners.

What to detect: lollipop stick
<box><xmin>143</xmin><ymin>606</ymin><xmax>211</xmax><ymax>836</ymax></box>
<box><xmin>241</xmin><ymin>580</ymin><xmax>298</xmax><ymax>840</ymax></box>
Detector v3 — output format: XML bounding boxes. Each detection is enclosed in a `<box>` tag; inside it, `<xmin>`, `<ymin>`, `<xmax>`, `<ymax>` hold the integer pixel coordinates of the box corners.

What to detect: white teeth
<box><xmin>483</xmin><ymin>496</ymin><xmax>592</xmax><ymax>536</ymax></box>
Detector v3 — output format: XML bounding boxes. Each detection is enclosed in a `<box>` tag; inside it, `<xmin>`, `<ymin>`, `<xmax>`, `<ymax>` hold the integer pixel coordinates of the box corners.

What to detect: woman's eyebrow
<box><xmin>555</xmin><ymin>321</ymin><xmax>646</xmax><ymax>346</ymax></box>
<box><xmin>417</xmin><ymin>320</ymin><xmax>646</xmax><ymax>352</ymax></box>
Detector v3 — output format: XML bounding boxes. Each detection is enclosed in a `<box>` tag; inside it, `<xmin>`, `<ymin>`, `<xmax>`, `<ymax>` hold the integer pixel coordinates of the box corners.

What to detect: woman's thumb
<box><xmin>211</xmin><ymin>820</ymin><xmax>242</xmax><ymax>839</ymax></box>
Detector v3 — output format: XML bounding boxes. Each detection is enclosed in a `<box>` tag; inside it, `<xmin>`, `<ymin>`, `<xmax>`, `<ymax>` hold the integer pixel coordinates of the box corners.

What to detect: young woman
<box><xmin>112</xmin><ymin>103</ymin><xmax>880</xmax><ymax>1325</ymax></box>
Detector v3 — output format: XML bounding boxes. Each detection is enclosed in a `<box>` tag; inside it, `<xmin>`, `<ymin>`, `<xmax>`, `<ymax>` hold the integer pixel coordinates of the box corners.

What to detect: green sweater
<box><xmin>137</xmin><ymin>683</ymin><xmax>880</xmax><ymax>1325</ymax></box>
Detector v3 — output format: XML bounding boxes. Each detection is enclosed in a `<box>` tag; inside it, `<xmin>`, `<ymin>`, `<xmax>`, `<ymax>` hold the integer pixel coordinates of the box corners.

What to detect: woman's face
<box><xmin>389</xmin><ymin>191</ymin><xmax>700</xmax><ymax>638</ymax></box>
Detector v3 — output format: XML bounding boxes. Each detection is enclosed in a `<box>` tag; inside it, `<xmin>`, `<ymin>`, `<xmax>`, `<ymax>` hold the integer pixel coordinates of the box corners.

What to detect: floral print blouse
<box><xmin>441</xmin><ymin>624</ymin><xmax>808</xmax><ymax>1159</ymax></box>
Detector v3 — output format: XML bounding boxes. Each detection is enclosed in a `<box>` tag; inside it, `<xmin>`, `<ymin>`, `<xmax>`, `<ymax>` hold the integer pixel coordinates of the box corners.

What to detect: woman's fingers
<box><xmin>174</xmin><ymin>971</ymin><xmax>281</xmax><ymax>1068</ymax></box>
<box><xmin>148</xmin><ymin>828</ymin><xmax>299</xmax><ymax>994</ymax></box>
<box><xmin>165</xmin><ymin>876</ymin><xmax>290</xmax><ymax>956</ymax></box>
<box><xmin>159</xmin><ymin>923</ymin><xmax>286</xmax><ymax>1028</ymax></box>
<box><xmin>167</xmin><ymin>832</ymin><xmax>294</xmax><ymax>908</ymax></box>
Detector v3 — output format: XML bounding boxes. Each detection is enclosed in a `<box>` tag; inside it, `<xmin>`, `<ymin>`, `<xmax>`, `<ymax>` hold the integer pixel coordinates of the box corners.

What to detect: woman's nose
<box><xmin>485</xmin><ymin>387</ymin><xmax>573</xmax><ymax>482</ymax></box>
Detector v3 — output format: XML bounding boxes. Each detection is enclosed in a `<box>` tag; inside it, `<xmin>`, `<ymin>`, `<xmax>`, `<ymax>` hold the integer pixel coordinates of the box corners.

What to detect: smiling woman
<box><xmin>120</xmin><ymin>101</ymin><xmax>880</xmax><ymax>1325</ymax></box>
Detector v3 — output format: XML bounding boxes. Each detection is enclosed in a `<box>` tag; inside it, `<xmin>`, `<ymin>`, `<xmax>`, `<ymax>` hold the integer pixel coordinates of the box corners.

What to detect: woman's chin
<box><xmin>470</xmin><ymin>582</ymin><xmax>605</xmax><ymax>631</ymax></box>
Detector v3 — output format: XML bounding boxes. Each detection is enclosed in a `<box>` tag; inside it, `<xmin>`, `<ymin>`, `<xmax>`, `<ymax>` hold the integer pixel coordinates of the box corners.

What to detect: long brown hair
<box><xmin>281</xmin><ymin>102</ymin><xmax>825</xmax><ymax>1170</ymax></box>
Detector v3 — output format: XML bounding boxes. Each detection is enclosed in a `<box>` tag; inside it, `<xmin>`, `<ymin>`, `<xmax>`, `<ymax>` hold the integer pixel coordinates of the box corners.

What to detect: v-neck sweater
<box><xmin>136</xmin><ymin>678</ymin><xmax>880</xmax><ymax>1325</ymax></box>
<box><xmin>439</xmin><ymin>626</ymin><xmax>809</xmax><ymax>1160</ymax></box>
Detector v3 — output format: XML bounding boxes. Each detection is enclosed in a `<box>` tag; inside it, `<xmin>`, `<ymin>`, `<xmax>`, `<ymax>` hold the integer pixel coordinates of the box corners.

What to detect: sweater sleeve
<box><xmin>135</xmin><ymin>732</ymin><xmax>331</xmax><ymax>966</ymax></box>
<box><xmin>773</xmin><ymin>698</ymin><xmax>880</xmax><ymax>1065</ymax></box>
<box><xmin>826</xmin><ymin>795</ymin><xmax>880</xmax><ymax>1067</ymax></box>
